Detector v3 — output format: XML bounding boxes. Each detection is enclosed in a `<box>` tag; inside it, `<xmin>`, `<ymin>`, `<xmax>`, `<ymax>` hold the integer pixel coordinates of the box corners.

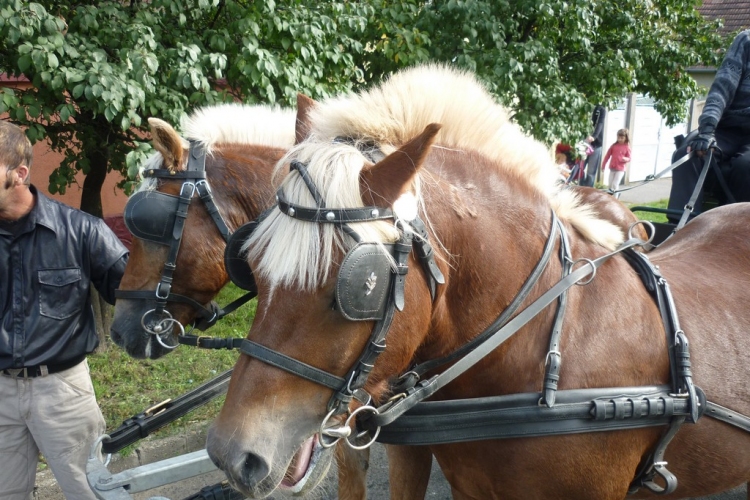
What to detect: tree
<box><xmin>0</xmin><ymin>0</ymin><xmax>727</xmax><ymax>213</ymax></box>
<box><xmin>0</xmin><ymin>0</ymin><xmax>374</xmax><ymax>214</ymax></box>
<box><xmin>359</xmin><ymin>0</ymin><xmax>726</xmax><ymax>145</ymax></box>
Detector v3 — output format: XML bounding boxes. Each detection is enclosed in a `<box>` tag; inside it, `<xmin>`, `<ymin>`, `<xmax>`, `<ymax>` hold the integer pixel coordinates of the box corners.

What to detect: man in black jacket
<box><xmin>0</xmin><ymin>121</ymin><xmax>128</xmax><ymax>499</ymax></box>
<box><xmin>668</xmin><ymin>29</ymin><xmax>750</xmax><ymax>218</ymax></box>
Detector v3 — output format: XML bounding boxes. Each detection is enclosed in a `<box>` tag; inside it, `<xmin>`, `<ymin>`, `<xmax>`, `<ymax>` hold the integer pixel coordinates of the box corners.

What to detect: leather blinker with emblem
<box><xmin>336</xmin><ymin>243</ymin><xmax>394</xmax><ymax>321</ymax></box>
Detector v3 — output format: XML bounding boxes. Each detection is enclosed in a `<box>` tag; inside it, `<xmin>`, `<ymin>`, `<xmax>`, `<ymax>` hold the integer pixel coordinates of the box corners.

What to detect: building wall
<box><xmin>29</xmin><ymin>140</ymin><xmax>128</xmax><ymax>217</ymax></box>
<box><xmin>3</xmin><ymin>77</ymin><xmax>129</xmax><ymax>216</ymax></box>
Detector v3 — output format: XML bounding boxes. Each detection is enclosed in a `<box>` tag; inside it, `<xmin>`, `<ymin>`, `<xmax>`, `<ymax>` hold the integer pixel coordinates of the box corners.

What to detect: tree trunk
<box><xmin>81</xmin><ymin>140</ymin><xmax>113</xmax><ymax>352</ymax></box>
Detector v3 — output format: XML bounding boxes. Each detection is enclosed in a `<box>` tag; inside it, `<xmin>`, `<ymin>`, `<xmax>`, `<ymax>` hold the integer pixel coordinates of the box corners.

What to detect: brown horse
<box><xmin>205</xmin><ymin>65</ymin><xmax>750</xmax><ymax>499</ymax></box>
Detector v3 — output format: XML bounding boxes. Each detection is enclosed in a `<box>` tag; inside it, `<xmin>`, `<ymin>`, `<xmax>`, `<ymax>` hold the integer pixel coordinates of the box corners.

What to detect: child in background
<box><xmin>602</xmin><ymin>128</ymin><xmax>632</xmax><ymax>197</ymax></box>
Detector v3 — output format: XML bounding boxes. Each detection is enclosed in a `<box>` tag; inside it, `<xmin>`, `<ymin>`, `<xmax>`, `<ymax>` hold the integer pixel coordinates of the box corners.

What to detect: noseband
<box><xmin>116</xmin><ymin>141</ymin><xmax>257</xmax><ymax>347</ymax></box>
<box><xmin>239</xmin><ymin>160</ymin><xmax>444</xmax><ymax>448</ymax></box>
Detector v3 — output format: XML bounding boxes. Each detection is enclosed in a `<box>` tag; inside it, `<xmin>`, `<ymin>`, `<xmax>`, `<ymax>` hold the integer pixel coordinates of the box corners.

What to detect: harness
<box><xmin>115</xmin><ymin>141</ymin><xmax>257</xmax><ymax>348</ymax></box>
<box><xmin>239</xmin><ymin>159</ymin><xmax>750</xmax><ymax>495</ymax></box>
<box><xmin>240</xmin><ymin>160</ymin><xmax>444</xmax><ymax>448</ymax></box>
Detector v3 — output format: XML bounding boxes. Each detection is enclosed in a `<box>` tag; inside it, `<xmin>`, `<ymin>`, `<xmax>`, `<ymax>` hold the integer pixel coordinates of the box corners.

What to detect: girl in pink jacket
<box><xmin>602</xmin><ymin>128</ymin><xmax>632</xmax><ymax>197</ymax></box>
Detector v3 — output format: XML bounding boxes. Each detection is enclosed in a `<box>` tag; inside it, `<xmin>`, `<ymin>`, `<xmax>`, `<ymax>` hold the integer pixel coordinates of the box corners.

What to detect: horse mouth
<box><xmin>278</xmin><ymin>434</ymin><xmax>327</xmax><ymax>495</ymax></box>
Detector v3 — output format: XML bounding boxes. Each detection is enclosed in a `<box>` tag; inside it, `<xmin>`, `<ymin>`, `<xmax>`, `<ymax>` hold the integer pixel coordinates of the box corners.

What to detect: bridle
<box><xmin>239</xmin><ymin>159</ymin><xmax>444</xmax><ymax>448</ymax></box>
<box><xmin>115</xmin><ymin>141</ymin><xmax>256</xmax><ymax>349</ymax></box>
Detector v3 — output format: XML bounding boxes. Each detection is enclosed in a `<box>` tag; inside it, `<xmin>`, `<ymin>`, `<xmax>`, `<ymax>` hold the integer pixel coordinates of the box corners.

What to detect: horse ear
<box><xmin>295</xmin><ymin>94</ymin><xmax>318</xmax><ymax>144</ymax></box>
<box><xmin>148</xmin><ymin>117</ymin><xmax>189</xmax><ymax>172</ymax></box>
<box><xmin>360</xmin><ymin>123</ymin><xmax>442</xmax><ymax>207</ymax></box>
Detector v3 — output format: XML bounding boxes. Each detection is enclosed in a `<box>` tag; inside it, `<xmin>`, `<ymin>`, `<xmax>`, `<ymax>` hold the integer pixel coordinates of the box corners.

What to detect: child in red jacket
<box><xmin>602</xmin><ymin>128</ymin><xmax>632</xmax><ymax>197</ymax></box>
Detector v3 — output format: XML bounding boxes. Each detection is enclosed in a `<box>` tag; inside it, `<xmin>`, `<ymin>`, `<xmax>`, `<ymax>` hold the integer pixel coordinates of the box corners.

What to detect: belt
<box><xmin>1</xmin><ymin>355</ymin><xmax>86</xmax><ymax>379</ymax></box>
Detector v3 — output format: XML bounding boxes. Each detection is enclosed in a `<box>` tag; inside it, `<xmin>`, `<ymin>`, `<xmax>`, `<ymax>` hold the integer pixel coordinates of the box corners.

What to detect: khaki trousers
<box><xmin>0</xmin><ymin>359</ymin><xmax>105</xmax><ymax>500</ymax></box>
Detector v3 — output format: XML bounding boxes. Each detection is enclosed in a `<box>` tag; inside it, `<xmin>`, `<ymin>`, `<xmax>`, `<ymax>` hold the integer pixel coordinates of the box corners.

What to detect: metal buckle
<box><xmin>4</xmin><ymin>367</ymin><xmax>26</xmax><ymax>378</ymax></box>
<box><xmin>180</xmin><ymin>181</ymin><xmax>197</xmax><ymax>199</ymax></box>
<box><xmin>143</xmin><ymin>399</ymin><xmax>172</xmax><ymax>418</ymax></box>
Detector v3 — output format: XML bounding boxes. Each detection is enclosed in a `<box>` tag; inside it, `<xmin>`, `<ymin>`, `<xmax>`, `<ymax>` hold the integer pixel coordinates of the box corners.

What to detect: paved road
<box><xmin>127</xmin><ymin>442</ymin><xmax>744</xmax><ymax>500</ymax></box>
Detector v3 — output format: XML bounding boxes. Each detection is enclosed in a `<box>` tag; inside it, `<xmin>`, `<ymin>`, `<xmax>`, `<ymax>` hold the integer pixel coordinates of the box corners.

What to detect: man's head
<box><xmin>0</xmin><ymin>120</ymin><xmax>33</xmax><ymax>189</ymax></box>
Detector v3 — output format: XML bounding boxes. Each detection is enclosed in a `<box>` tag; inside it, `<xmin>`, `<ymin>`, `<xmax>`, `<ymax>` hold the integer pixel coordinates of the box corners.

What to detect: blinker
<box><xmin>123</xmin><ymin>191</ymin><xmax>181</xmax><ymax>245</ymax></box>
<box><xmin>224</xmin><ymin>221</ymin><xmax>258</xmax><ymax>293</ymax></box>
<box><xmin>336</xmin><ymin>243</ymin><xmax>394</xmax><ymax>321</ymax></box>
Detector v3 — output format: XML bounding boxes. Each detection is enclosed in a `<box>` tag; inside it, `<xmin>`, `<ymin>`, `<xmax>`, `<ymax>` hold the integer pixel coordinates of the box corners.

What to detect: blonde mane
<box><xmin>182</xmin><ymin>103</ymin><xmax>296</xmax><ymax>152</ymax></box>
<box><xmin>137</xmin><ymin>104</ymin><xmax>296</xmax><ymax>191</ymax></box>
<box><xmin>247</xmin><ymin>65</ymin><xmax>623</xmax><ymax>290</ymax></box>
<box><xmin>309</xmin><ymin>64</ymin><xmax>622</xmax><ymax>248</ymax></box>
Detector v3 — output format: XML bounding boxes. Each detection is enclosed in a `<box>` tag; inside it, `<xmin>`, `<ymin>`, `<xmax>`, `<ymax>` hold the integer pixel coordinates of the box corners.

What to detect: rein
<box><xmin>115</xmin><ymin>141</ymin><xmax>256</xmax><ymax>348</ymax></box>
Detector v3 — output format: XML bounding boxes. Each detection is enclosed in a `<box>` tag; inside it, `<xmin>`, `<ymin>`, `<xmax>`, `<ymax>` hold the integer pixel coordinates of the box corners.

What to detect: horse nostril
<box><xmin>242</xmin><ymin>452</ymin><xmax>271</xmax><ymax>487</ymax></box>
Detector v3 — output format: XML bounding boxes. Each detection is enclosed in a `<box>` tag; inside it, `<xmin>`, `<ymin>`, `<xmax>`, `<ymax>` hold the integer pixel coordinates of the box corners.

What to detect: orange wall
<box><xmin>30</xmin><ymin>141</ymin><xmax>128</xmax><ymax>217</ymax></box>
<box><xmin>3</xmin><ymin>77</ymin><xmax>128</xmax><ymax>216</ymax></box>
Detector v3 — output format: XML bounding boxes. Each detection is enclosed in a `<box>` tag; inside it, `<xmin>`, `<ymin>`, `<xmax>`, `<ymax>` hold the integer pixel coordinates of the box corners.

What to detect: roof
<box><xmin>698</xmin><ymin>0</ymin><xmax>750</xmax><ymax>35</ymax></box>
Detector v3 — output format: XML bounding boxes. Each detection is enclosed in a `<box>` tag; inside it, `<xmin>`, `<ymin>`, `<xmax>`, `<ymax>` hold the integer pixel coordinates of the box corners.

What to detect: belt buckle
<box><xmin>4</xmin><ymin>368</ymin><xmax>27</xmax><ymax>378</ymax></box>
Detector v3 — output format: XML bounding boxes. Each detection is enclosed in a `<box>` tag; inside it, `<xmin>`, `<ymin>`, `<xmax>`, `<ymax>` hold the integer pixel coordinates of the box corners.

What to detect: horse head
<box><xmin>111</xmin><ymin>106</ymin><xmax>293</xmax><ymax>359</ymax></box>
<box><xmin>205</xmin><ymin>123</ymin><xmax>443</xmax><ymax>497</ymax></box>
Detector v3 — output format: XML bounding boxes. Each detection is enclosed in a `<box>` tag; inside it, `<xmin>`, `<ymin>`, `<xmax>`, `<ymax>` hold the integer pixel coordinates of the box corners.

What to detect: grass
<box><xmin>89</xmin><ymin>284</ymin><xmax>256</xmax><ymax>447</ymax></box>
<box><xmin>627</xmin><ymin>198</ymin><xmax>670</xmax><ymax>223</ymax></box>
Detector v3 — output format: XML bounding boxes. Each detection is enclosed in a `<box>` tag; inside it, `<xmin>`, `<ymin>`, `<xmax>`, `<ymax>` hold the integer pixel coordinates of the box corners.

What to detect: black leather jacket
<box><xmin>0</xmin><ymin>187</ymin><xmax>128</xmax><ymax>369</ymax></box>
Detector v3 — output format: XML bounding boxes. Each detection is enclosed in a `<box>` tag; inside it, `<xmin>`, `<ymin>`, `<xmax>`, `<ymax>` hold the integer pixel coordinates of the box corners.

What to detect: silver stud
<box><xmin>288</xmin><ymin>207</ymin><xmax>296</xmax><ymax>217</ymax></box>
<box><xmin>326</xmin><ymin>212</ymin><xmax>335</xmax><ymax>221</ymax></box>
<box><xmin>371</xmin><ymin>209</ymin><xmax>379</xmax><ymax>217</ymax></box>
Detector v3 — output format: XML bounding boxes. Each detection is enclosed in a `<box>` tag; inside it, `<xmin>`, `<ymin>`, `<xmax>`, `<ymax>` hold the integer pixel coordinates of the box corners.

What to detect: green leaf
<box><xmin>18</xmin><ymin>54</ymin><xmax>31</xmax><ymax>72</ymax></box>
<box><xmin>47</xmin><ymin>53</ymin><xmax>58</xmax><ymax>69</ymax></box>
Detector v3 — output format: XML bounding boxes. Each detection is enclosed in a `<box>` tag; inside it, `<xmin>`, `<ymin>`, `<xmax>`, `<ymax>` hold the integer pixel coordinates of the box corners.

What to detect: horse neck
<box><xmin>206</xmin><ymin>144</ymin><xmax>283</xmax><ymax>228</ymax></box>
<box><xmin>415</xmin><ymin>170</ymin><xmax>666</xmax><ymax>398</ymax></box>
<box><xmin>412</xmin><ymin>156</ymin><xmax>619</xmax><ymax>396</ymax></box>
<box><xmin>415</xmin><ymin>157</ymin><xmax>555</xmax><ymax>352</ymax></box>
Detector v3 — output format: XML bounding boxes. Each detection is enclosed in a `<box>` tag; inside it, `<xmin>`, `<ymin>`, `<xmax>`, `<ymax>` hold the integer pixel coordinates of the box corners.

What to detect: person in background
<box><xmin>668</xmin><ymin>29</ymin><xmax>750</xmax><ymax>219</ymax></box>
<box><xmin>601</xmin><ymin>128</ymin><xmax>632</xmax><ymax>198</ymax></box>
<box><xmin>582</xmin><ymin>104</ymin><xmax>607</xmax><ymax>186</ymax></box>
<box><xmin>555</xmin><ymin>143</ymin><xmax>574</xmax><ymax>180</ymax></box>
<box><xmin>0</xmin><ymin>121</ymin><xmax>128</xmax><ymax>499</ymax></box>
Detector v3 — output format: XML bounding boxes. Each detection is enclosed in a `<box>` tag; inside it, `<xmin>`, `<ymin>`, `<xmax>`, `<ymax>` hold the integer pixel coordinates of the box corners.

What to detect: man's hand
<box><xmin>688</xmin><ymin>131</ymin><xmax>716</xmax><ymax>157</ymax></box>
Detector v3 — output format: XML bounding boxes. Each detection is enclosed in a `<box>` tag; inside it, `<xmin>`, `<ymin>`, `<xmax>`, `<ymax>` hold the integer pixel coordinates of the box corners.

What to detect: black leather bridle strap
<box><xmin>196</xmin><ymin>181</ymin><xmax>231</xmax><ymax>242</ymax></box>
<box><xmin>277</xmin><ymin>190</ymin><xmax>395</xmax><ymax>224</ymax></box>
<box><xmin>409</xmin><ymin>217</ymin><xmax>445</xmax><ymax>301</ymax></box>
<box><xmin>241</xmin><ymin>340</ymin><xmax>346</xmax><ymax>391</ymax></box>
<box><xmin>540</xmin><ymin>216</ymin><xmax>573</xmax><ymax>407</ymax></box>
<box><xmin>705</xmin><ymin>401</ymin><xmax>750</xmax><ymax>433</ymax></box>
<box><xmin>139</xmin><ymin>169</ymin><xmax>207</xmax><ymax>180</ymax></box>
<box><xmin>609</xmin><ymin>152</ymin><xmax>692</xmax><ymax>195</ymax></box>
<box><xmin>674</xmin><ymin>149</ymin><xmax>713</xmax><ymax>232</ymax></box>
<box><xmin>151</xmin><ymin>179</ymin><xmax>194</xmax><ymax>313</ymax></box>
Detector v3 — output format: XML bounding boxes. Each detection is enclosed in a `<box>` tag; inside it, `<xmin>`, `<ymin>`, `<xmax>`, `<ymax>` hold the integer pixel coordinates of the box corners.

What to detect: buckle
<box><xmin>143</xmin><ymin>399</ymin><xmax>172</xmax><ymax>418</ymax></box>
<box><xmin>4</xmin><ymin>368</ymin><xmax>26</xmax><ymax>378</ymax></box>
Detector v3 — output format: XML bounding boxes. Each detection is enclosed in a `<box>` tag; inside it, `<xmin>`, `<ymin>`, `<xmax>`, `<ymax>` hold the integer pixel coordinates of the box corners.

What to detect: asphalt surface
<box><xmin>617</xmin><ymin>176</ymin><xmax>672</xmax><ymax>205</ymax></box>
